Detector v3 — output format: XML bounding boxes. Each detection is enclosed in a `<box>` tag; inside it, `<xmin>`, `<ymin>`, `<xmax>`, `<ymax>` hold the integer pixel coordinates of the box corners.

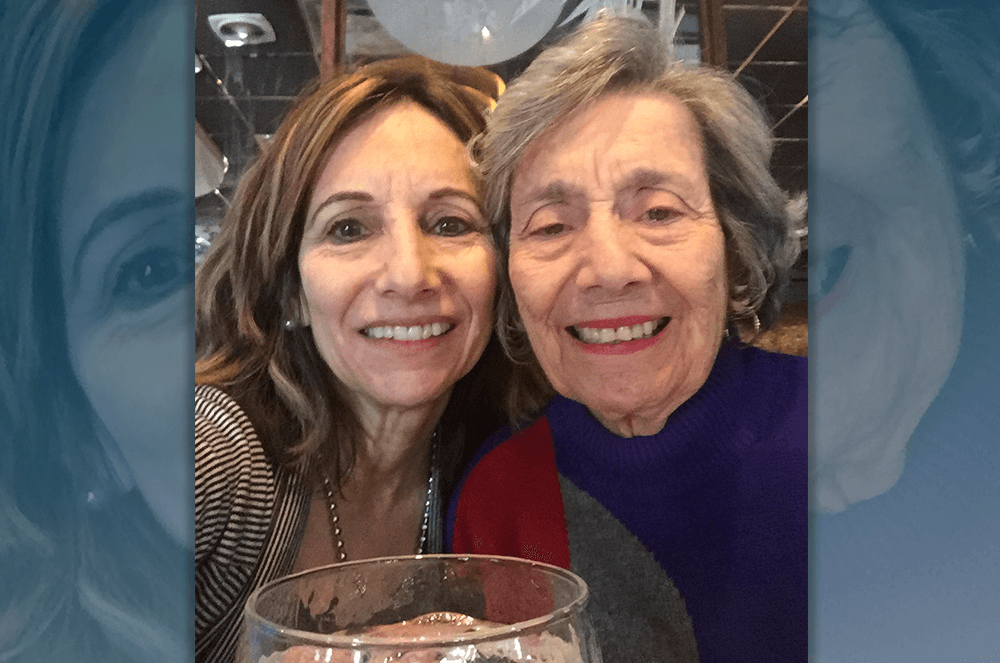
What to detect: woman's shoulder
<box><xmin>196</xmin><ymin>384</ymin><xmax>249</xmax><ymax>426</ymax></box>
<box><xmin>194</xmin><ymin>384</ymin><xmax>278</xmax><ymax>556</ymax></box>
<box><xmin>741</xmin><ymin>344</ymin><xmax>807</xmax><ymax>379</ymax></box>
<box><xmin>461</xmin><ymin>414</ymin><xmax>555</xmax><ymax>477</ymax></box>
<box><xmin>195</xmin><ymin>384</ymin><xmax>265</xmax><ymax>456</ymax></box>
<box><xmin>736</xmin><ymin>347</ymin><xmax>808</xmax><ymax>455</ymax></box>
<box><xmin>194</xmin><ymin>385</ymin><xmax>309</xmax><ymax>659</ymax></box>
<box><xmin>739</xmin><ymin>345</ymin><xmax>807</xmax><ymax>404</ymax></box>
<box><xmin>446</xmin><ymin>414</ymin><xmax>566</xmax><ymax>554</ymax></box>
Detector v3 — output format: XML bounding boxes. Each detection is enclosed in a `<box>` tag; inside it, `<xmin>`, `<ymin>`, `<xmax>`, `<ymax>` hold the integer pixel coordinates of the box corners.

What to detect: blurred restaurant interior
<box><xmin>194</xmin><ymin>0</ymin><xmax>807</xmax><ymax>354</ymax></box>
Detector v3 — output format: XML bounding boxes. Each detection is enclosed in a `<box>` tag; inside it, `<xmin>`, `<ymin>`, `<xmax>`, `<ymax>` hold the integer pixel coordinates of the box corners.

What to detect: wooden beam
<box><xmin>733</xmin><ymin>0</ymin><xmax>803</xmax><ymax>76</ymax></box>
<box><xmin>320</xmin><ymin>0</ymin><xmax>347</xmax><ymax>80</ymax></box>
<box><xmin>698</xmin><ymin>0</ymin><xmax>727</xmax><ymax>68</ymax></box>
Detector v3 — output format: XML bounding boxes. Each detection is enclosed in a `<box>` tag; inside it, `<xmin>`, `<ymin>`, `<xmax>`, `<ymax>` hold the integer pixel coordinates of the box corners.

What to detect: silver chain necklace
<box><xmin>320</xmin><ymin>432</ymin><xmax>439</xmax><ymax>563</ymax></box>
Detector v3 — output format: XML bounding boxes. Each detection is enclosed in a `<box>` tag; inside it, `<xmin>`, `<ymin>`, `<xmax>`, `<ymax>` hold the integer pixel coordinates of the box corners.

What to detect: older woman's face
<box><xmin>299</xmin><ymin>102</ymin><xmax>496</xmax><ymax>415</ymax></box>
<box><xmin>509</xmin><ymin>93</ymin><xmax>727</xmax><ymax>437</ymax></box>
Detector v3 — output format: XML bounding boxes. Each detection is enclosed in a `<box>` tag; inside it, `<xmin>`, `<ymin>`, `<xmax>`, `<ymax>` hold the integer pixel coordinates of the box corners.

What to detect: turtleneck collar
<box><xmin>546</xmin><ymin>337</ymin><xmax>753</xmax><ymax>493</ymax></box>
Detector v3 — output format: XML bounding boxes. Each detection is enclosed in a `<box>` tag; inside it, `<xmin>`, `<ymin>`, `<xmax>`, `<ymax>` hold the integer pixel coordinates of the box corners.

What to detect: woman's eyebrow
<box><xmin>71</xmin><ymin>187</ymin><xmax>184</xmax><ymax>287</ymax></box>
<box><xmin>516</xmin><ymin>181</ymin><xmax>581</xmax><ymax>209</ymax></box>
<box><xmin>620</xmin><ymin>168</ymin><xmax>695</xmax><ymax>194</ymax></box>
<box><xmin>428</xmin><ymin>187</ymin><xmax>479</xmax><ymax>204</ymax></box>
<box><xmin>427</xmin><ymin>187</ymin><xmax>486</xmax><ymax>216</ymax></box>
<box><xmin>309</xmin><ymin>191</ymin><xmax>375</xmax><ymax>224</ymax></box>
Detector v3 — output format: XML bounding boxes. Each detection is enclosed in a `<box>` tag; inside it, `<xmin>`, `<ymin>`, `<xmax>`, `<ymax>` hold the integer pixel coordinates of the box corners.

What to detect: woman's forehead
<box><xmin>510</xmin><ymin>93</ymin><xmax>707</xmax><ymax>200</ymax></box>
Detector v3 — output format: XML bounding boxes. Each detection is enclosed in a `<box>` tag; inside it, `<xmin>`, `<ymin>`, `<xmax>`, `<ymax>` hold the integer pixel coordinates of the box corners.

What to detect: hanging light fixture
<box><xmin>365</xmin><ymin>0</ymin><xmax>564</xmax><ymax>66</ymax></box>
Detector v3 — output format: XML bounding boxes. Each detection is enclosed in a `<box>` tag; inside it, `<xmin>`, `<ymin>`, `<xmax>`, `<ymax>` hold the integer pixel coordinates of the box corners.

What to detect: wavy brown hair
<box><xmin>195</xmin><ymin>56</ymin><xmax>509</xmax><ymax>490</ymax></box>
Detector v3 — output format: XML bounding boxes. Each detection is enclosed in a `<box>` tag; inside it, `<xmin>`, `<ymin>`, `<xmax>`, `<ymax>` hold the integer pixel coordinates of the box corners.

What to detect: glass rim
<box><xmin>243</xmin><ymin>553</ymin><xmax>591</xmax><ymax>649</ymax></box>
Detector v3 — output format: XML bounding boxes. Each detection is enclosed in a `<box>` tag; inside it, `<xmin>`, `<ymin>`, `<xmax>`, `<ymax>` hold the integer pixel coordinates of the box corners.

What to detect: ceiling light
<box><xmin>207</xmin><ymin>13</ymin><xmax>277</xmax><ymax>48</ymax></box>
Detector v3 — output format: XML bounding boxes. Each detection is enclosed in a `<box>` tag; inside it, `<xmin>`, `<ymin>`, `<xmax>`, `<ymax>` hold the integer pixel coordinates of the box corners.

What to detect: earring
<box><xmin>752</xmin><ymin>313</ymin><xmax>761</xmax><ymax>335</ymax></box>
<box><xmin>284</xmin><ymin>319</ymin><xmax>295</xmax><ymax>330</ymax></box>
<box><xmin>80</xmin><ymin>416</ymin><xmax>136</xmax><ymax>509</ymax></box>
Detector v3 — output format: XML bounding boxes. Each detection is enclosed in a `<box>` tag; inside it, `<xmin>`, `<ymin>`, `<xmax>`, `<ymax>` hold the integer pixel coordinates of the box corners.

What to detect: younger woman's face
<box><xmin>298</xmin><ymin>102</ymin><xmax>496</xmax><ymax>418</ymax></box>
<box><xmin>58</xmin><ymin>1</ymin><xmax>192</xmax><ymax>547</ymax></box>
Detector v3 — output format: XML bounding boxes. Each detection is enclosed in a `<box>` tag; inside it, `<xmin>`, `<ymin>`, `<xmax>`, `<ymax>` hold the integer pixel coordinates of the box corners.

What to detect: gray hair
<box><xmin>473</xmin><ymin>12</ymin><xmax>800</xmax><ymax>410</ymax></box>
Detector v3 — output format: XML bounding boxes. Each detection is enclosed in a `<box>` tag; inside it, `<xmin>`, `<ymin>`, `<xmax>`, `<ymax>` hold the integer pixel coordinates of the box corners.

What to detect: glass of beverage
<box><xmin>238</xmin><ymin>554</ymin><xmax>602</xmax><ymax>663</ymax></box>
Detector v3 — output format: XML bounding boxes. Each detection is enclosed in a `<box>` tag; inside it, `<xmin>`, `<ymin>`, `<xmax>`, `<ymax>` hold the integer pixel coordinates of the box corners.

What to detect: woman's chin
<box><xmin>351</xmin><ymin>373</ymin><xmax>456</xmax><ymax>413</ymax></box>
<box><xmin>581</xmin><ymin>398</ymin><xmax>674</xmax><ymax>438</ymax></box>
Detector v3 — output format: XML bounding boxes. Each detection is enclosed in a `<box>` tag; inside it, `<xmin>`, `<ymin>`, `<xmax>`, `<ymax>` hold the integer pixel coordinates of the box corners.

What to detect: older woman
<box><xmin>448</xmin><ymin>14</ymin><xmax>805</xmax><ymax>663</ymax></box>
<box><xmin>194</xmin><ymin>57</ymin><xmax>508</xmax><ymax>662</ymax></box>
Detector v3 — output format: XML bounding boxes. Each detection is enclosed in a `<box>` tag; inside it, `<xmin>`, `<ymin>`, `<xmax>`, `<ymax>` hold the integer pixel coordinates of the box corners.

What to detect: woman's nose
<box><xmin>377</xmin><ymin>219</ymin><xmax>440</xmax><ymax>297</ymax></box>
<box><xmin>576</xmin><ymin>211</ymin><xmax>651</xmax><ymax>293</ymax></box>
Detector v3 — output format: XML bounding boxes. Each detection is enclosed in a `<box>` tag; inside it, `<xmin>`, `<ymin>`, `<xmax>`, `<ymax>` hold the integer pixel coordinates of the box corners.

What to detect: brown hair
<box><xmin>195</xmin><ymin>56</ymin><xmax>509</xmax><ymax>488</ymax></box>
<box><xmin>472</xmin><ymin>13</ymin><xmax>801</xmax><ymax>423</ymax></box>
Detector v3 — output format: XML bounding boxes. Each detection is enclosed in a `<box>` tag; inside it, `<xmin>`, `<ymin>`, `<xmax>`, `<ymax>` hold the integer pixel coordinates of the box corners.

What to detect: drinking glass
<box><xmin>238</xmin><ymin>554</ymin><xmax>602</xmax><ymax>663</ymax></box>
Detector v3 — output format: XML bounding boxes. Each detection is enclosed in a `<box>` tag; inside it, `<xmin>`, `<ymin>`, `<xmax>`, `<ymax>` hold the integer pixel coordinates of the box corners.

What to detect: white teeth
<box><xmin>364</xmin><ymin>323</ymin><xmax>452</xmax><ymax>340</ymax></box>
<box><xmin>573</xmin><ymin>319</ymin><xmax>665</xmax><ymax>345</ymax></box>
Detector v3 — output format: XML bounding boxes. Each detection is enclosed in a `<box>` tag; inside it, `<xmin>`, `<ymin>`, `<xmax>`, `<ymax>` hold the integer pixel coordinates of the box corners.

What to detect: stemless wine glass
<box><xmin>239</xmin><ymin>554</ymin><xmax>602</xmax><ymax>663</ymax></box>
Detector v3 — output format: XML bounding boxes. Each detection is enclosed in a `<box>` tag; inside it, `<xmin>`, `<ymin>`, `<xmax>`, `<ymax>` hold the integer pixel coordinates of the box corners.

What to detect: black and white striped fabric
<box><xmin>194</xmin><ymin>385</ymin><xmax>310</xmax><ymax>663</ymax></box>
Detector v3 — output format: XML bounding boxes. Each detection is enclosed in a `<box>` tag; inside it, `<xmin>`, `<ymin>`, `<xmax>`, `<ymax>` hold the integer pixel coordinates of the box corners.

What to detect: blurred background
<box><xmin>193</xmin><ymin>0</ymin><xmax>807</xmax><ymax>354</ymax></box>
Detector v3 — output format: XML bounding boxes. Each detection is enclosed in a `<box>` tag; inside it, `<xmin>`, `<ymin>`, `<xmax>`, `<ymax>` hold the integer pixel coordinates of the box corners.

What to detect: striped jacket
<box><xmin>194</xmin><ymin>385</ymin><xmax>310</xmax><ymax>663</ymax></box>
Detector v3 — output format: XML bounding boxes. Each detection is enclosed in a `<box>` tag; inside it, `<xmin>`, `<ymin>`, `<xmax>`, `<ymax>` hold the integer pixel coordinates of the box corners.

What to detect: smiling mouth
<box><xmin>567</xmin><ymin>317</ymin><xmax>670</xmax><ymax>345</ymax></box>
<box><xmin>361</xmin><ymin>322</ymin><xmax>454</xmax><ymax>341</ymax></box>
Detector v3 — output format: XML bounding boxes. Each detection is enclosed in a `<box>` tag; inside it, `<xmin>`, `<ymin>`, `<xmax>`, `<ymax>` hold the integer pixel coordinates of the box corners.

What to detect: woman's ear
<box><xmin>281</xmin><ymin>268</ymin><xmax>311</xmax><ymax>328</ymax></box>
<box><xmin>297</xmin><ymin>290</ymin><xmax>311</xmax><ymax>328</ymax></box>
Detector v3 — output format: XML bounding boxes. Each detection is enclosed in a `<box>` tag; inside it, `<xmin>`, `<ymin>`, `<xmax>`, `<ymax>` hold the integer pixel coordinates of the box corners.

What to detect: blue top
<box><xmin>548</xmin><ymin>340</ymin><xmax>808</xmax><ymax>661</ymax></box>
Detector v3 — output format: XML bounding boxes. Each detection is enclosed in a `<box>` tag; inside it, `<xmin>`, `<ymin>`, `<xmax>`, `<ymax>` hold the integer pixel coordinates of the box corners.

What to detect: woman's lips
<box><xmin>360</xmin><ymin>322</ymin><xmax>455</xmax><ymax>341</ymax></box>
<box><xmin>568</xmin><ymin>316</ymin><xmax>670</xmax><ymax>355</ymax></box>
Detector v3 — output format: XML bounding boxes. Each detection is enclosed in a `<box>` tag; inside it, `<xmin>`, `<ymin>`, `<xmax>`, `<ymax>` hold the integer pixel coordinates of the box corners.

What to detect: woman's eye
<box><xmin>330</xmin><ymin>218</ymin><xmax>369</xmax><ymax>242</ymax></box>
<box><xmin>112</xmin><ymin>247</ymin><xmax>189</xmax><ymax>309</ymax></box>
<box><xmin>432</xmin><ymin>216</ymin><xmax>472</xmax><ymax>237</ymax></box>
<box><xmin>643</xmin><ymin>207</ymin><xmax>682</xmax><ymax>223</ymax></box>
<box><xmin>535</xmin><ymin>223</ymin><xmax>567</xmax><ymax>237</ymax></box>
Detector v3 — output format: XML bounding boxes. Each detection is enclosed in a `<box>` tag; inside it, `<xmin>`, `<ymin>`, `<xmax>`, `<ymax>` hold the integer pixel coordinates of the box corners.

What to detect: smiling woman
<box><xmin>193</xmin><ymin>57</ymin><xmax>509</xmax><ymax>663</ymax></box>
<box><xmin>0</xmin><ymin>0</ymin><xmax>190</xmax><ymax>661</ymax></box>
<box><xmin>448</xmin><ymin>13</ymin><xmax>806</xmax><ymax>663</ymax></box>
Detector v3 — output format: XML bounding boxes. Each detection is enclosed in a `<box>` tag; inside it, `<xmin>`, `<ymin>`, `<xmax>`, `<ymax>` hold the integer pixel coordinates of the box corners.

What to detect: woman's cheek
<box><xmin>508</xmin><ymin>252</ymin><xmax>557</xmax><ymax>325</ymax></box>
<box><xmin>69</xmin><ymin>295</ymin><xmax>193</xmax><ymax>546</ymax></box>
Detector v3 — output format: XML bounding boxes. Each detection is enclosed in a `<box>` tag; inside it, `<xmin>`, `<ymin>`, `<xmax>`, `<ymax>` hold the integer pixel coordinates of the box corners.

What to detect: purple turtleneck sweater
<box><xmin>449</xmin><ymin>339</ymin><xmax>807</xmax><ymax>661</ymax></box>
<box><xmin>545</xmin><ymin>340</ymin><xmax>808</xmax><ymax>661</ymax></box>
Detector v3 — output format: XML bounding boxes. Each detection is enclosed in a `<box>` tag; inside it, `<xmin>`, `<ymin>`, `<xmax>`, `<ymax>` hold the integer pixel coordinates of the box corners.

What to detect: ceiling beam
<box><xmin>733</xmin><ymin>0</ymin><xmax>804</xmax><ymax>76</ymax></box>
<box><xmin>295</xmin><ymin>0</ymin><xmax>323</xmax><ymax>61</ymax></box>
<box><xmin>320</xmin><ymin>0</ymin><xmax>347</xmax><ymax>80</ymax></box>
<box><xmin>698</xmin><ymin>0</ymin><xmax>727</xmax><ymax>68</ymax></box>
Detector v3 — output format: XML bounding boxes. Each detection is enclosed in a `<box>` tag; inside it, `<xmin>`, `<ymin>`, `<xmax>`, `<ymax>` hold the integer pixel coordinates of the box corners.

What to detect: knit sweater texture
<box><xmin>449</xmin><ymin>339</ymin><xmax>807</xmax><ymax>662</ymax></box>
